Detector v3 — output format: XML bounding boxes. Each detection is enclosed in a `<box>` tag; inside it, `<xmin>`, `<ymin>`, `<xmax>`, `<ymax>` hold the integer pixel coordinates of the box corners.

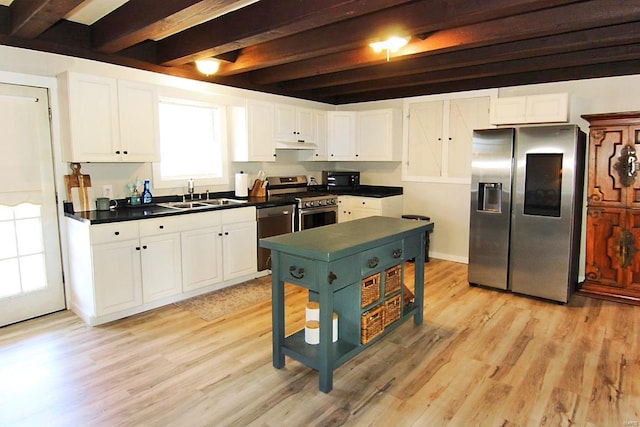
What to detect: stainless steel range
<box><xmin>267</xmin><ymin>175</ymin><xmax>338</xmax><ymax>231</ymax></box>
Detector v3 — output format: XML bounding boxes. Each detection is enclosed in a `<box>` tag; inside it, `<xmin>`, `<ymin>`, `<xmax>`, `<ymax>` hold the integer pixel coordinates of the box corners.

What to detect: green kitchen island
<box><xmin>260</xmin><ymin>216</ymin><xmax>434</xmax><ymax>392</ymax></box>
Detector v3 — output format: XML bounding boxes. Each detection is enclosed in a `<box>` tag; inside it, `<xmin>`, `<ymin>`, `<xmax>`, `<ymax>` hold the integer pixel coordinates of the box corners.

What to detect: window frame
<box><xmin>152</xmin><ymin>97</ymin><xmax>229</xmax><ymax>189</ymax></box>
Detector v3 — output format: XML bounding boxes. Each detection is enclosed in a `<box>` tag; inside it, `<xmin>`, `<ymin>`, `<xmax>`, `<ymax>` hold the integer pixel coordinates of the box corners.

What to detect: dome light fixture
<box><xmin>369</xmin><ymin>36</ymin><xmax>409</xmax><ymax>61</ymax></box>
<box><xmin>195</xmin><ymin>59</ymin><xmax>220</xmax><ymax>76</ymax></box>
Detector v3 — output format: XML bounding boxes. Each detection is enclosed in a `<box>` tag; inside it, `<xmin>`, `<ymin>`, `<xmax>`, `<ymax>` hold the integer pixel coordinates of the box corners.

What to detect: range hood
<box><xmin>275</xmin><ymin>140</ymin><xmax>319</xmax><ymax>150</ymax></box>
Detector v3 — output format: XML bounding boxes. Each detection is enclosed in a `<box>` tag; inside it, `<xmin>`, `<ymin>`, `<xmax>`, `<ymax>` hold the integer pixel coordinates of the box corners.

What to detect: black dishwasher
<box><xmin>257</xmin><ymin>204</ymin><xmax>295</xmax><ymax>271</ymax></box>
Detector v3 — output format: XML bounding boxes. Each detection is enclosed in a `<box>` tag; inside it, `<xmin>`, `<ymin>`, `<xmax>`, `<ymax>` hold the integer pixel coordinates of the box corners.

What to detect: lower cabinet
<box><xmin>338</xmin><ymin>195</ymin><xmax>403</xmax><ymax>222</ymax></box>
<box><xmin>66</xmin><ymin>206</ymin><xmax>257</xmax><ymax>325</ymax></box>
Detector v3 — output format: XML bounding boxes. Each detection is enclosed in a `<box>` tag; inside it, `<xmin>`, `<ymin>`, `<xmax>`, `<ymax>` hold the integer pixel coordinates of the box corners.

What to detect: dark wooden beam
<box><xmin>313</xmin><ymin>43</ymin><xmax>640</xmax><ymax>98</ymax></box>
<box><xmin>91</xmin><ymin>0</ymin><xmax>248</xmax><ymax>54</ymax></box>
<box><xmin>156</xmin><ymin>0</ymin><xmax>423</xmax><ymax>66</ymax></box>
<box><xmin>248</xmin><ymin>0</ymin><xmax>640</xmax><ymax>83</ymax></box>
<box><xmin>216</xmin><ymin>0</ymin><xmax>583</xmax><ymax>76</ymax></box>
<box><xmin>9</xmin><ymin>0</ymin><xmax>84</xmax><ymax>39</ymax></box>
<box><xmin>279</xmin><ymin>22</ymin><xmax>640</xmax><ymax>92</ymax></box>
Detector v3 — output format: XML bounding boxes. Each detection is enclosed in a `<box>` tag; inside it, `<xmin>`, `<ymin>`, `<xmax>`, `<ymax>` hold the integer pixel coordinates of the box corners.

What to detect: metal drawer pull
<box><xmin>367</xmin><ymin>256</ymin><xmax>379</xmax><ymax>268</ymax></box>
<box><xmin>289</xmin><ymin>266</ymin><xmax>305</xmax><ymax>279</ymax></box>
<box><xmin>328</xmin><ymin>271</ymin><xmax>337</xmax><ymax>284</ymax></box>
<box><xmin>392</xmin><ymin>248</ymin><xmax>403</xmax><ymax>258</ymax></box>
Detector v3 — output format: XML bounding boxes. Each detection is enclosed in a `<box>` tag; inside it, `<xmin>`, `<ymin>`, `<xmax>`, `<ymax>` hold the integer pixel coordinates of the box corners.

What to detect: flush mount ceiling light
<box><xmin>369</xmin><ymin>36</ymin><xmax>409</xmax><ymax>61</ymax></box>
<box><xmin>195</xmin><ymin>59</ymin><xmax>220</xmax><ymax>76</ymax></box>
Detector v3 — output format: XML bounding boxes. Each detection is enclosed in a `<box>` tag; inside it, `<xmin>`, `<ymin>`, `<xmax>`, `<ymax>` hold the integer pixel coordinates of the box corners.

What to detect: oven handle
<box><xmin>298</xmin><ymin>206</ymin><xmax>339</xmax><ymax>215</ymax></box>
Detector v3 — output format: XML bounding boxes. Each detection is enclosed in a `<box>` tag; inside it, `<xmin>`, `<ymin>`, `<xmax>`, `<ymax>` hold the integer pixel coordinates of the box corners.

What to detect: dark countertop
<box><xmin>260</xmin><ymin>216</ymin><xmax>432</xmax><ymax>262</ymax></box>
<box><xmin>65</xmin><ymin>185</ymin><xmax>403</xmax><ymax>225</ymax></box>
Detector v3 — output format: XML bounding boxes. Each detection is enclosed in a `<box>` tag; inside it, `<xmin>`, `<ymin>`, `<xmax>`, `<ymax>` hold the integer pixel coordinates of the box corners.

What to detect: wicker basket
<box><xmin>361</xmin><ymin>305</ymin><xmax>384</xmax><ymax>344</ymax></box>
<box><xmin>384</xmin><ymin>294</ymin><xmax>402</xmax><ymax>327</ymax></box>
<box><xmin>384</xmin><ymin>264</ymin><xmax>402</xmax><ymax>296</ymax></box>
<box><xmin>361</xmin><ymin>273</ymin><xmax>380</xmax><ymax>307</ymax></box>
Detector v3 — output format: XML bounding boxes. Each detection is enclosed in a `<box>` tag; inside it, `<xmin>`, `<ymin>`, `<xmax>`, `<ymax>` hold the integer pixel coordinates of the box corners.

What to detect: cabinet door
<box><xmin>448</xmin><ymin>97</ymin><xmax>490</xmax><ymax>179</ymax></box>
<box><xmin>627</xmin><ymin>209</ymin><xmax>640</xmax><ymax>292</ymax></box>
<box><xmin>328</xmin><ymin>111</ymin><xmax>356</xmax><ymax>160</ymax></box>
<box><xmin>140</xmin><ymin>233</ymin><xmax>182</xmax><ymax>302</ymax></box>
<box><xmin>584</xmin><ymin>207</ymin><xmax>627</xmax><ymax>289</ymax></box>
<box><xmin>117</xmin><ymin>80</ymin><xmax>160</xmax><ymax>162</ymax></box>
<box><xmin>298</xmin><ymin>110</ymin><xmax>327</xmax><ymax>161</ymax></box>
<box><xmin>222</xmin><ymin>221</ymin><xmax>257</xmax><ymax>280</ymax></box>
<box><xmin>357</xmin><ymin>110</ymin><xmax>393</xmax><ymax>161</ymax></box>
<box><xmin>65</xmin><ymin>73</ymin><xmax>120</xmax><ymax>162</ymax></box>
<box><xmin>489</xmin><ymin>96</ymin><xmax>526</xmax><ymax>125</ymax></box>
<box><xmin>274</xmin><ymin>104</ymin><xmax>297</xmax><ymax>142</ymax></box>
<box><xmin>248</xmin><ymin>101</ymin><xmax>276</xmax><ymax>161</ymax></box>
<box><xmin>587</xmin><ymin>126</ymin><xmax>640</xmax><ymax>207</ymax></box>
<box><xmin>93</xmin><ymin>239</ymin><xmax>142</xmax><ymax>315</ymax></box>
<box><xmin>296</xmin><ymin>108</ymin><xmax>315</xmax><ymax>142</ymax></box>
<box><xmin>181</xmin><ymin>226</ymin><xmax>223</xmax><ymax>291</ymax></box>
<box><xmin>337</xmin><ymin>196</ymin><xmax>351</xmax><ymax>222</ymax></box>
<box><xmin>405</xmin><ymin>100</ymin><xmax>444</xmax><ymax>178</ymax></box>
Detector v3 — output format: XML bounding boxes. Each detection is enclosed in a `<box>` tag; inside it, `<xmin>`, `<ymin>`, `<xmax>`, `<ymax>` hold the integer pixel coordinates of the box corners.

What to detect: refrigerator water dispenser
<box><xmin>478</xmin><ymin>183</ymin><xmax>502</xmax><ymax>212</ymax></box>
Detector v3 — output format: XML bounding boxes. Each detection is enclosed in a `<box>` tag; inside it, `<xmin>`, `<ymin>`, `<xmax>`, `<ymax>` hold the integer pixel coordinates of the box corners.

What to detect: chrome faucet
<box><xmin>188</xmin><ymin>178</ymin><xmax>194</xmax><ymax>200</ymax></box>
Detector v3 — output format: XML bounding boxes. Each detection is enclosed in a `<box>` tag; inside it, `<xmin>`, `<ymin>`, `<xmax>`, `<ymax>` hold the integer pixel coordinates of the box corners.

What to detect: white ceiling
<box><xmin>0</xmin><ymin>0</ymin><xmax>128</xmax><ymax>25</ymax></box>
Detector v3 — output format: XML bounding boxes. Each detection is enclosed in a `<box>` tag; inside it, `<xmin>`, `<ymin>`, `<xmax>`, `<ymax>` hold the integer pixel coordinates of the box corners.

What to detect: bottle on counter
<box><xmin>142</xmin><ymin>179</ymin><xmax>152</xmax><ymax>204</ymax></box>
<box><xmin>130</xmin><ymin>187</ymin><xmax>141</xmax><ymax>206</ymax></box>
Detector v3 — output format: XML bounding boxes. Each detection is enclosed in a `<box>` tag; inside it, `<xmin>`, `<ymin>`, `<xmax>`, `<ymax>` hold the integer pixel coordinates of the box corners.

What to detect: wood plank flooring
<box><xmin>1</xmin><ymin>259</ymin><xmax>638</xmax><ymax>426</ymax></box>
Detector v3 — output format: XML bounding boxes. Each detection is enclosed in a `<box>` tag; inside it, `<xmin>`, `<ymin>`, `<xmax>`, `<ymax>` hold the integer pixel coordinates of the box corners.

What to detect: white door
<box><xmin>0</xmin><ymin>83</ymin><xmax>65</xmax><ymax>326</ymax></box>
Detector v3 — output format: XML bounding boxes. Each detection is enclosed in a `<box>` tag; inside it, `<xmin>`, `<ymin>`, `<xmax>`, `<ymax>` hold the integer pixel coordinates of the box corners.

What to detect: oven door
<box><xmin>298</xmin><ymin>206</ymin><xmax>338</xmax><ymax>231</ymax></box>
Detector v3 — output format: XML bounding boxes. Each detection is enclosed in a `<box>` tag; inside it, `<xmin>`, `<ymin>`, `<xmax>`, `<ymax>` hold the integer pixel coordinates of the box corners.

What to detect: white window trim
<box><xmin>152</xmin><ymin>97</ymin><xmax>229</xmax><ymax>189</ymax></box>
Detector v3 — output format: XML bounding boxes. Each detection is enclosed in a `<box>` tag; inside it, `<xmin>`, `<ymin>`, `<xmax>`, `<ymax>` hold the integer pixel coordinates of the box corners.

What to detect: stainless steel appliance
<box><xmin>257</xmin><ymin>204</ymin><xmax>295</xmax><ymax>271</ymax></box>
<box><xmin>468</xmin><ymin>125</ymin><xmax>586</xmax><ymax>302</ymax></box>
<box><xmin>267</xmin><ymin>175</ymin><xmax>338</xmax><ymax>231</ymax></box>
<box><xmin>322</xmin><ymin>170</ymin><xmax>360</xmax><ymax>191</ymax></box>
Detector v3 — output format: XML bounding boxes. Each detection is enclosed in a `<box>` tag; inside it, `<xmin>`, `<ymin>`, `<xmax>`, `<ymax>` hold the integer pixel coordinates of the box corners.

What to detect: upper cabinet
<box><xmin>58</xmin><ymin>72</ymin><xmax>160</xmax><ymax>162</ymax></box>
<box><xmin>327</xmin><ymin>109</ymin><xmax>401</xmax><ymax>161</ymax></box>
<box><xmin>229</xmin><ymin>100</ymin><xmax>277</xmax><ymax>162</ymax></box>
<box><xmin>403</xmin><ymin>96</ymin><xmax>491</xmax><ymax>183</ymax></box>
<box><xmin>275</xmin><ymin>104</ymin><xmax>315</xmax><ymax>145</ymax></box>
<box><xmin>490</xmin><ymin>93</ymin><xmax>568</xmax><ymax>125</ymax></box>
<box><xmin>297</xmin><ymin>110</ymin><xmax>328</xmax><ymax>162</ymax></box>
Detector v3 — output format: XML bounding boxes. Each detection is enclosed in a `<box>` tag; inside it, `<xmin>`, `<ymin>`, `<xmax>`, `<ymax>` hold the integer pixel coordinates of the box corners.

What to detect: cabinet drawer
<box><xmin>221</xmin><ymin>206</ymin><xmax>256</xmax><ymax>224</ymax></box>
<box><xmin>180</xmin><ymin>210</ymin><xmax>221</xmax><ymax>231</ymax></box>
<box><xmin>139</xmin><ymin>216</ymin><xmax>183</xmax><ymax>237</ymax></box>
<box><xmin>91</xmin><ymin>221</ymin><xmax>139</xmax><ymax>244</ymax></box>
<box><xmin>361</xmin><ymin>240</ymin><xmax>404</xmax><ymax>275</ymax></box>
<box><xmin>279</xmin><ymin>253</ymin><xmax>317</xmax><ymax>288</ymax></box>
<box><xmin>353</xmin><ymin>197</ymin><xmax>382</xmax><ymax>210</ymax></box>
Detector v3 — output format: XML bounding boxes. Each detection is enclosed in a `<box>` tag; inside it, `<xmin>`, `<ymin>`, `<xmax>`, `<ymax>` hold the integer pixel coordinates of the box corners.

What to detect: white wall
<box><xmin>3</xmin><ymin>45</ymin><xmax>640</xmax><ymax>269</ymax></box>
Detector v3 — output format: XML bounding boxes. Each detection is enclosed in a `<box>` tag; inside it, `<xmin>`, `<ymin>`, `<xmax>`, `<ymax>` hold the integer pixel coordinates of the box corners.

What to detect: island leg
<box><xmin>414</xmin><ymin>231</ymin><xmax>425</xmax><ymax>325</ymax></box>
<box><xmin>318</xmin><ymin>267</ymin><xmax>334</xmax><ymax>392</ymax></box>
<box><xmin>271</xmin><ymin>252</ymin><xmax>285</xmax><ymax>369</ymax></box>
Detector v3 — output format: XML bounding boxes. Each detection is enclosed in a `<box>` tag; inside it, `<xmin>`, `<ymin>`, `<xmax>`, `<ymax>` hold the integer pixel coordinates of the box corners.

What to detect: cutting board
<box><xmin>65</xmin><ymin>163</ymin><xmax>94</xmax><ymax>211</ymax></box>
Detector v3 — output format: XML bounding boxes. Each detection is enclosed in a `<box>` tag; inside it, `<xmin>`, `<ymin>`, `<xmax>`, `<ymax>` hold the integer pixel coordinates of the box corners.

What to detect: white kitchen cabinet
<box><xmin>275</xmin><ymin>104</ymin><xmax>315</xmax><ymax>143</ymax></box>
<box><xmin>327</xmin><ymin>109</ymin><xmax>400</xmax><ymax>161</ymax></box>
<box><xmin>490</xmin><ymin>93</ymin><xmax>568</xmax><ymax>125</ymax></box>
<box><xmin>298</xmin><ymin>110</ymin><xmax>328</xmax><ymax>161</ymax></box>
<box><xmin>139</xmin><ymin>231</ymin><xmax>182</xmax><ymax>303</ymax></box>
<box><xmin>58</xmin><ymin>72</ymin><xmax>160</xmax><ymax>162</ymax></box>
<box><xmin>230</xmin><ymin>100</ymin><xmax>276</xmax><ymax>162</ymax></box>
<box><xmin>327</xmin><ymin>111</ymin><xmax>357</xmax><ymax>160</ymax></box>
<box><xmin>221</xmin><ymin>207</ymin><xmax>257</xmax><ymax>280</ymax></box>
<box><xmin>92</xmin><ymin>238</ymin><xmax>143</xmax><ymax>315</ymax></box>
<box><xmin>404</xmin><ymin>96</ymin><xmax>490</xmax><ymax>182</ymax></box>
<box><xmin>181</xmin><ymin>211</ymin><xmax>223</xmax><ymax>292</ymax></box>
<box><xmin>338</xmin><ymin>195</ymin><xmax>403</xmax><ymax>222</ymax></box>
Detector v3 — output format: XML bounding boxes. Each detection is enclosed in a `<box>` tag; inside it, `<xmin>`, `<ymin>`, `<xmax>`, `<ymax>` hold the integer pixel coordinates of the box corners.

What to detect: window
<box><xmin>153</xmin><ymin>98</ymin><xmax>228</xmax><ymax>189</ymax></box>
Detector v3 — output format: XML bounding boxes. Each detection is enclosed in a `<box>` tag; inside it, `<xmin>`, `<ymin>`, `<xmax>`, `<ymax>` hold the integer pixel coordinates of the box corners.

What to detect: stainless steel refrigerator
<box><xmin>468</xmin><ymin>125</ymin><xmax>586</xmax><ymax>302</ymax></box>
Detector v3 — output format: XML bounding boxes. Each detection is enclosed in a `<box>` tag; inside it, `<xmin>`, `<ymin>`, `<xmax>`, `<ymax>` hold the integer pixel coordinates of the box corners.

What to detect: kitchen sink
<box><xmin>156</xmin><ymin>198</ymin><xmax>247</xmax><ymax>210</ymax></box>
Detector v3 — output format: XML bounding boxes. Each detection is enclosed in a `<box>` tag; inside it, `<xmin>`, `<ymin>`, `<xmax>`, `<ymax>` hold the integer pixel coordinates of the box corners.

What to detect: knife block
<box><xmin>250</xmin><ymin>179</ymin><xmax>266</xmax><ymax>197</ymax></box>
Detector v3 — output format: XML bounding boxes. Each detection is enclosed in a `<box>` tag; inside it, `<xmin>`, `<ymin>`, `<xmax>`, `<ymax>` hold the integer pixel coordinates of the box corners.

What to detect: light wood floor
<box><xmin>1</xmin><ymin>259</ymin><xmax>638</xmax><ymax>426</ymax></box>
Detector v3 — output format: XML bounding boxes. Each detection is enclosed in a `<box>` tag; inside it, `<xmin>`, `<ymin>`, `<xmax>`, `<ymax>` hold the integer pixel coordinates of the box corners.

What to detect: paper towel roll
<box><xmin>234</xmin><ymin>173</ymin><xmax>248</xmax><ymax>197</ymax></box>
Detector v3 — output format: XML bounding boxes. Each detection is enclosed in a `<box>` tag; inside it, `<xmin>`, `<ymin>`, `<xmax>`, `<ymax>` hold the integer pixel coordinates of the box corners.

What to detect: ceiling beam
<box><xmin>249</xmin><ymin>0</ymin><xmax>640</xmax><ymax>84</ymax></box>
<box><xmin>91</xmin><ymin>0</ymin><xmax>252</xmax><ymax>54</ymax></box>
<box><xmin>9</xmin><ymin>0</ymin><xmax>84</xmax><ymax>39</ymax></box>
<box><xmin>156</xmin><ymin>0</ymin><xmax>416</xmax><ymax>66</ymax></box>
<box><xmin>314</xmin><ymin>43</ymin><xmax>640</xmax><ymax>98</ymax></box>
<box><xmin>216</xmin><ymin>0</ymin><xmax>583</xmax><ymax>76</ymax></box>
<box><xmin>280</xmin><ymin>22</ymin><xmax>640</xmax><ymax>92</ymax></box>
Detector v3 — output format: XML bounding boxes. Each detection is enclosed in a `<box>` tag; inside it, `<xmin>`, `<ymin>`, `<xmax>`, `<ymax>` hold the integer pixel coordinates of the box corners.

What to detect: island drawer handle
<box><xmin>289</xmin><ymin>266</ymin><xmax>305</xmax><ymax>279</ymax></box>
<box><xmin>328</xmin><ymin>271</ymin><xmax>337</xmax><ymax>284</ymax></box>
<box><xmin>392</xmin><ymin>248</ymin><xmax>403</xmax><ymax>258</ymax></box>
<box><xmin>367</xmin><ymin>256</ymin><xmax>379</xmax><ymax>268</ymax></box>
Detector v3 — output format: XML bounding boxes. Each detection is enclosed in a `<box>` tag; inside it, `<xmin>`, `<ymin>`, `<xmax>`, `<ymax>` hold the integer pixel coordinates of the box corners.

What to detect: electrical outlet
<box><xmin>102</xmin><ymin>184</ymin><xmax>113</xmax><ymax>198</ymax></box>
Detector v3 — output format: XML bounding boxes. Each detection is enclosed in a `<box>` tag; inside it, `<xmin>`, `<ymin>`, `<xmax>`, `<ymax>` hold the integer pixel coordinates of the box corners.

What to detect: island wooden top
<box><xmin>260</xmin><ymin>216</ymin><xmax>433</xmax><ymax>262</ymax></box>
